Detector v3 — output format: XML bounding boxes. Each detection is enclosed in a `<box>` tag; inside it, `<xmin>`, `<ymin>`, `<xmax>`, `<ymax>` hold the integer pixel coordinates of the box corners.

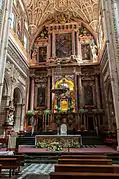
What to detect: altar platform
<box><xmin>18</xmin><ymin>145</ymin><xmax>117</xmax><ymax>154</ymax></box>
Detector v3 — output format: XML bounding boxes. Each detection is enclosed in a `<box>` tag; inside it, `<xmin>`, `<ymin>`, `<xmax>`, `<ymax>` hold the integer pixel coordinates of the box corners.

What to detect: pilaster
<box><xmin>95</xmin><ymin>74</ymin><xmax>101</xmax><ymax>108</ymax></box>
<box><xmin>30</xmin><ymin>76</ymin><xmax>35</xmax><ymax>110</ymax></box>
<box><xmin>102</xmin><ymin>0</ymin><xmax>119</xmax><ymax>150</ymax></box>
<box><xmin>0</xmin><ymin>0</ymin><xmax>13</xmax><ymax>105</ymax></box>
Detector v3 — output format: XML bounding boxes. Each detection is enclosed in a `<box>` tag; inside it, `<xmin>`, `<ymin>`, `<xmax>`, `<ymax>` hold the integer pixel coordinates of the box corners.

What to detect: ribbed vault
<box><xmin>22</xmin><ymin>0</ymin><xmax>100</xmax><ymax>35</ymax></box>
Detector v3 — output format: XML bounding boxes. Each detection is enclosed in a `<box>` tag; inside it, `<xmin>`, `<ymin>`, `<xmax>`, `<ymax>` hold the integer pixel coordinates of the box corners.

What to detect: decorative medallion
<box><xmin>54</xmin><ymin>0</ymin><xmax>69</xmax><ymax>12</ymax></box>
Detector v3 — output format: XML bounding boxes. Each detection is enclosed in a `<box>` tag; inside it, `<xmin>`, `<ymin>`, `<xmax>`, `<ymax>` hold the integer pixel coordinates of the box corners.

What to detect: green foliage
<box><xmin>79</xmin><ymin>108</ymin><xmax>85</xmax><ymax>113</ymax></box>
<box><xmin>44</xmin><ymin>109</ymin><xmax>51</xmax><ymax>115</ymax></box>
<box><xmin>54</xmin><ymin>105</ymin><xmax>61</xmax><ymax>112</ymax></box>
<box><xmin>48</xmin><ymin>144</ymin><xmax>62</xmax><ymax>151</ymax></box>
<box><xmin>36</xmin><ymin>142</ymin><xmax>48</xmax><ymax>148</ymax></box>
<box><xmin>36</xmin><ymin>141</ymin><xmax>63</xmax><ymax>151</ymax></box>
<box><xmin>73</xmin><ymin>140</ymin><xmax>79</xmax><ymax>148</ymax></box>
<box><xmin>26</xmin><ymin>110</ymin><xmax>35</xmax><ymax>118</ymax></box>
<box><xmin>2</xmin><ymin>121</ymin><xmax>9</xmax><ymax>126</ymax></box>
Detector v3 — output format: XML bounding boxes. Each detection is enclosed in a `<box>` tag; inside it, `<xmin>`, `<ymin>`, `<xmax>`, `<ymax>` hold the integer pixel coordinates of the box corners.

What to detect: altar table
<box><xmin>35</xmin><ymin>135</ymin><xmax>82</xmax><ymax>148</ymax></box>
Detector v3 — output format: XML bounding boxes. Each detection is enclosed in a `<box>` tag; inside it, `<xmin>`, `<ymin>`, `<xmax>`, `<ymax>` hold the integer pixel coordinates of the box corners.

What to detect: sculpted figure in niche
<box><xmin>8</xmin><ymin>112</ymin><xmax>14</xmax><ymax>125</ymax></box>
<box><xmin>90</xmin><ymin>39</ymin><xmax>98</xmax><ymax>62</ymax></box>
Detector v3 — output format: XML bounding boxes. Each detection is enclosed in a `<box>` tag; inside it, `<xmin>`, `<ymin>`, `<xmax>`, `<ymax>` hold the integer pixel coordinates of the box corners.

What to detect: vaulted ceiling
<box><xmin>22</xmin><ymin>0</ymin><xmax>100</xmax><ymax>35</ymax></box>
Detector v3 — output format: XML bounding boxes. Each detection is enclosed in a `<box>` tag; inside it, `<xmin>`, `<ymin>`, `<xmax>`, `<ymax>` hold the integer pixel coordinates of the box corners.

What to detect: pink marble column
<box><xmin>95</xmin><ymin>74</ymin><xmax>100</xmax><ymax>108</ymax></box>
<box><xmin>78</xmin><ymin>73</ymin><xmax>83</xmax><ymax>106</ymax></box>
<box><xmin>48</xmin><ymin>33</ymin><xmax>51</xmax><ymax>58</ymax></box>
<box><xmin>72</xmin><ymin>31</ymin><xmax>75</xmax><ymax>55</ymax></box>
<box><xmin>47</xmin><ymin>70</ymin><xmax>51</xmax><ymax>109</ymax></box>
<box><xmin>30</xmin><ymin>77</ymin><xmax>35</xmax><ymax>110</ymax></box>
<box><xmin>52</xmin><ymin>32</ymin><xmax>55</xmax><ymax>57</ymax></box>
<box><xmin>26</xmin><ymin>78</ymin><xmax>30</xmax><ymax>112</ymax></box>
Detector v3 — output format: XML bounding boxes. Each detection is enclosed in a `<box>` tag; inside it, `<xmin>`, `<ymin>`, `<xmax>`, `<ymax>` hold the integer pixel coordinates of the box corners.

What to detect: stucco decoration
<box><xmin>22</xmin><ymin>0</ymin><xmax>100</xmax><ymax>34</ymax></box>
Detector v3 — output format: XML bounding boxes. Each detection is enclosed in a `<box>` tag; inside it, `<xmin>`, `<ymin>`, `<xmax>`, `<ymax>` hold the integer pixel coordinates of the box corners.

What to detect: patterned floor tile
<box><xmin>16</xmin><ymin>164</ymin><xmax>54</xmax><ymax>179</ymax></box>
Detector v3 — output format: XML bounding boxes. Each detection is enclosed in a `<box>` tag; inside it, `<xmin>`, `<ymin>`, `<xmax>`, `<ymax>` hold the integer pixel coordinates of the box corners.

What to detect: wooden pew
<box><xmin>50</xmin><ymin>172</ymin><xmax>119</xmax><ymax>179</ymax></box>
<box><xmin>0</xmin><ymin>154</ymin><xmax>24</xmax><ymax>174</ymax></box>
<box><xmin>59</xmin><ymin>154</ymin><xmax>106</xmax><ymax>159</ymax></box>
<box><xmin>0</xmin><ymin>158</ymin><xmax>19</xmax><ymax>178</ymax></box>
<box><xmin>55</xmin><ymin>164</ymin><xmax>119</xmax><ymax>173</ymax></box>
<box><xmin>58</xmin><ymin>158</ymin><xmax>112</xmax><ymax>165</ymax></box>
<box><xmin>0</xmin><ymin>154</ymin><xmax>24</xmax><ymax>166</ymax></box>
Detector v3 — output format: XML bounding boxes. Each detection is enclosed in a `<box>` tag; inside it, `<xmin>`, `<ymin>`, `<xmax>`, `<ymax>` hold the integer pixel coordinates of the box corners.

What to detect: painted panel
<box><xmin>56</xmin><ymin>33</ymin><xmax>72</xmax><ymax>58</ymax></box>
<box><xmin>37</xmin><ymin>87</ymin><xmax>45</xmax><ymax>107</ymax></box>
<box><xmin>39</xmin><ymin>47</ymin><xmax>47</xmax><ymax>62</ymax></box>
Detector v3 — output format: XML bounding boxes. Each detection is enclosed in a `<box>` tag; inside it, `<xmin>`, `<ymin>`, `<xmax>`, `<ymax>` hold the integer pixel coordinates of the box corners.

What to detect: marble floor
<box><xmin>15</xmin><ymin>163</ymin><xmax>54</xmax><ymax>179</ymax></box>
<box><xmin>2</xmin><ymin>163</ymin><xmax>54</xmax><ymax>179</ymax></box>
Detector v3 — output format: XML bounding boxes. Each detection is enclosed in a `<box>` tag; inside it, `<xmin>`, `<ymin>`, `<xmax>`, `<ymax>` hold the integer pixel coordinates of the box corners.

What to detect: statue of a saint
<box><xmin>90</xmin><ymin>39</ymin><xmax>98</xmax><ymax>61</ymax></box>
<box><xmin>8</xmin><ymin>112</ymin><xmax>14</xmax><ymax>125</ymax></box>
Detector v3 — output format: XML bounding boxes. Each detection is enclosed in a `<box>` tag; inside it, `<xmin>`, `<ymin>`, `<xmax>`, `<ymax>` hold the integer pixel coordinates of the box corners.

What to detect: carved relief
<box><xmin>54</xmin><ymin>0</ymin><xmax>69</xmax><ymax>12</ymax></box>
<box><xmin>82</xmin><ymin>75</ymin><xmax>95</xmax><ymax>81</ymax></box>
<box><xmin>23</xmin><ymin>0</ymin><xmax>99</xmax><ymax>34</ymax></box>
<box><xmin>5</xmin><ymin>61</ymin><xmax>20</xmax><ymax>82</ymax></box>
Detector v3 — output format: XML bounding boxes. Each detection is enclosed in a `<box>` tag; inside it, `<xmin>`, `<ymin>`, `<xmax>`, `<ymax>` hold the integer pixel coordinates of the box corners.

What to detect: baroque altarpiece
<box><xmin>28</xmin><ymin>14</ymin><xmax>104</xmax><ymax>132</ymax></box>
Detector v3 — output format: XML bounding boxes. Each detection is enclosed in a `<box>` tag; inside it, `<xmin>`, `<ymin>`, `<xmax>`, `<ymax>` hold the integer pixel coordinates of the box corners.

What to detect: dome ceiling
<box><xmin>22</xmin><ymin>0</ymin><xmax>100</xmax><ymax>35</ymax></box>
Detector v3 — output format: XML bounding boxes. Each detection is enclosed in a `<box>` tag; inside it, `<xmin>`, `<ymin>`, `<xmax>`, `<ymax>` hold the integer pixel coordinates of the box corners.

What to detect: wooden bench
<box><xmin>50</xmin><ymin>172</ymin><xmax>119</xmax><ymax>179</ymax></box>
<box><xmin>58</xmin><ymin>158</ymin><xmax>112</xmax><ymax>165</ymax></box>
<box><xmin>0</xmin><ymin>158</ymin><xmax>19</xmax><ymax>177</ymax></box>
<box><xmin>59</xmin><ymin>155</ymin><xmax>106</xmax><ymax>159</ymax></box>
<box><xmin>0</xmin><ymin>154</ymin><xmax>24</xmax><ymax>166</ymax></box>
<box><xmin>55</xmin><ymin>164</ymin><xmax>119</xmax><ymax>173</ymax></box>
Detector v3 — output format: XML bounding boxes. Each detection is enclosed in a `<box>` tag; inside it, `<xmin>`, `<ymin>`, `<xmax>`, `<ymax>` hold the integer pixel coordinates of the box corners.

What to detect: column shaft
<box><xmin>30</xmin><ymin>77</ymin><xmax>35</xmax><ymax>110</ymax></box>
<box><xmin>95</xmin><ymin>75</ymin><xmax>100</xmax><ymax>108</ymax></box>
<box><xmin>0</xmin><ymin>0</ymin><xmax>13</xmax><ymax>105</ymax></box>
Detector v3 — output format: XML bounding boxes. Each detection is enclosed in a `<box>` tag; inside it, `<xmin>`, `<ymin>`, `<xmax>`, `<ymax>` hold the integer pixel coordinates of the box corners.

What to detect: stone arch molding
<box><xmin>13</xmin><ymin>84</ymin><xmax>25</xmax><ymax>105</ymax></box>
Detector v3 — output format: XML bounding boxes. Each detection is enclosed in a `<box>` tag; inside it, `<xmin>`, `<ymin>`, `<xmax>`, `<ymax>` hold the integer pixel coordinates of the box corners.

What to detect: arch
<box><xmin>55</xmin><ymin>78</ymin><xmax>74</xmax><ymax>91</ymax></box>
<box><xmin>13</xmin><ymin>88</ymin><xmax>22</xmax><ymax>104</ymax></box>
<box><xmin>13</xmin><ymin>85</ymin><xmax>25</xmax><ymax>132</ymax></box>
<box><xmin>13</xmin><ymin>83</ymin><xmax>25</xmax><ymax>103</ymax></box>
<box><xmin>30</xmin><ymin>20</ymin><xmax>97</xmax><ymax>51</ymax></box>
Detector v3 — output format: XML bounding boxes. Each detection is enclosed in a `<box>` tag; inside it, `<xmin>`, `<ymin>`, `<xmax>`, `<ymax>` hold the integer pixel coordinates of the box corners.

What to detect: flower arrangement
<box><xmin>48</xmin><ymin>142</ymin><xmax>63</xmax><ymax>151</ymax></box>
<box><xmin>36</xmin><ymin>141</ymin><xmax>48</xmax><ymax>148</ymax></box>
<box><xmin>44</xmin><ymin>109</ymin><xmax>51</xmax><ymax>115</ymax></box>
<box><xmin>36</xmin><ymin>141</ymin><xmax>63</xmax><ymax>151</ymax></box>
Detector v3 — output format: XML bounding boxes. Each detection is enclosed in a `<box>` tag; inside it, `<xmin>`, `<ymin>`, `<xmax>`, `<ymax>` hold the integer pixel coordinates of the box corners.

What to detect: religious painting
<box><xmin>37</xmin><ymin>87</ymin><xmax>45</xmax><ymax>107</ymax></box>
<box><xmin>84</xmin><ymin>86</ymin><xmax>93</xmax><ymax>105</ymax></box>
<box><xmin>81</xmin><ymin>44</ymin><xmax>90</xmax><ymax>60</ymax></box>
<box><xmin>56</xmin><ymin>33</ymin><xmax>72</xmax><ymax>58</ymax></box>
<box><xmin>39</xmin><ymin>47</ymin><xmax>47</xmax><ymax>62</ymax></box>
